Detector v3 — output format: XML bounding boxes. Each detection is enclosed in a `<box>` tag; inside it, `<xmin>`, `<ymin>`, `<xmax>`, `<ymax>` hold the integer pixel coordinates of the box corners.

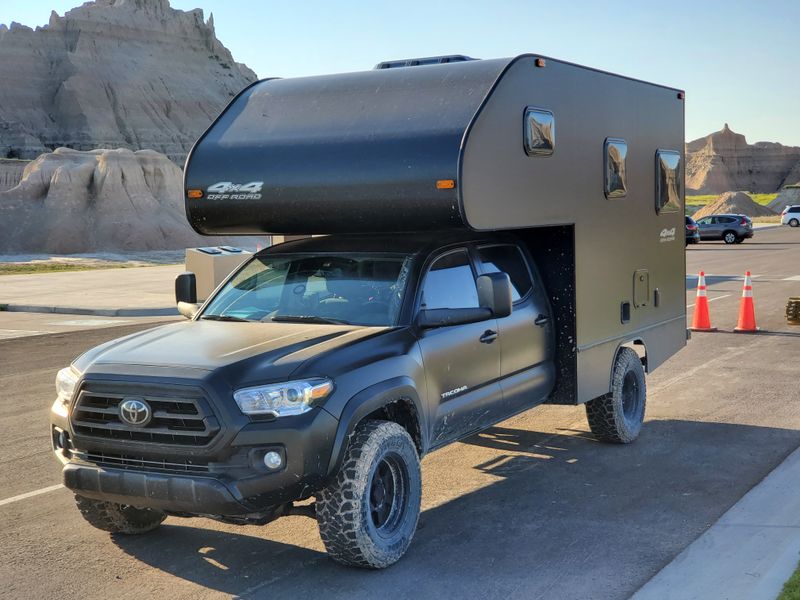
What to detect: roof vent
<box><xmin>374</xmin><ymin>55</ymin><xmax>477</xmax><ymax>69</ymax></box>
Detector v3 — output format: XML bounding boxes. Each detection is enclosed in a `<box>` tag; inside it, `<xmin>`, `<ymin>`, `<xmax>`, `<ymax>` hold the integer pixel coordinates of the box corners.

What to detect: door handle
<box><xmin>534</xmin><ymin>314</ymin><xmax>550</xmax><ymax>327</ymax></box>
<box><xmin>479</xmin><ymin>330</ymin><xmax>498</xmax><ymax>344</ymax></box>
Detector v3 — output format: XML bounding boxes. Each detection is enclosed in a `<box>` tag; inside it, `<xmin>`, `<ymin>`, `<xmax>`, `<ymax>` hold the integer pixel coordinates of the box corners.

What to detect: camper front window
<box><xmin>201</xmin><ymin>253</ymin><xmax>412</xmax><ymax>327</ymax></box>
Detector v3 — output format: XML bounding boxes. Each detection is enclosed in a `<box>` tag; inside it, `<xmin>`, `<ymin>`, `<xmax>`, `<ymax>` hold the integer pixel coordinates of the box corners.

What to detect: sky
<box><xmin>6</xmin><ymin>0</ymin><xmax>800</xmax><ymax>145</ymax></box>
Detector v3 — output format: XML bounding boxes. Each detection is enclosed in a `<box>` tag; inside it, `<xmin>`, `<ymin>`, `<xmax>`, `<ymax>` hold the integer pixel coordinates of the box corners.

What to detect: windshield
<box><xmin>201</xmin><ymin>253</ymin><xmax>412</xmax><ymax>326</ymax></box>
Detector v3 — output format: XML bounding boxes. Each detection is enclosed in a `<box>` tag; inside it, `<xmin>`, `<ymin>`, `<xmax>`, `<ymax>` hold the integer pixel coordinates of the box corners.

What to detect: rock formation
<box><xmin>691</xmin><ymin>191</ymin><xmax>777</xmax><ymax>220</ymax></box>
<box><xmin>0</xmin><ymin>0</ymin><xmax>257</xmax><ymax>163</ymax></box>
<box><xmin>0</xmin><ymin>147</ymin><xmax>252</xmax><ymax>253</ymax></box>
<box><xmin>0</xmin><ymin>159</ymin><xmax>28</xmax><ymax>192</ymax></box>
<box><xmin>686</xmin><ymin>124</ymin><xmax>800</xmax><ymax>194</ymax></box>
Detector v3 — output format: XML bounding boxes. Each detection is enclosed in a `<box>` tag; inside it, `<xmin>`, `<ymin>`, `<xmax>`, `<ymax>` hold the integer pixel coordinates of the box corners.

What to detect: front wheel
<box><xmin>790</xmin><ymin>218</ymin><xmax>799</xmax><ymax>228</ymax></box>
<box><xmin>723</xmin><ymin>231</ymin><xmax>738</xmax><ymax>244</ymax></box>
<box><xmin>585</xmin><ymin>347</ymin><xmax>647</xmax><ymax>443</ymax></box>
<box><xmin>316</xmin><ymin>420</ymin><xmax>421</xmax><ymax>568</ymax></box>
<box><xmin>74</xmin><ymin>495</ymin><xmax>166</xmax><ymax>534</ymax></box>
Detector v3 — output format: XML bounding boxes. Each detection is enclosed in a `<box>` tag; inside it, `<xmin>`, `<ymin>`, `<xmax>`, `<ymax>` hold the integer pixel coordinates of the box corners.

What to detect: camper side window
<box><xmin>656</xmin><ymin>150</ymin><xmax>681</xmax><ymax>214</ymax></box>
<box><xmin>604</xmin><ymin>138</ymin><xmax>628</xmax><ymax>198</ymax></box>
<box><xmin>420</xmin><ymin>250</ymin><xmax>480</xmax><ymax>310</ymax></box>
<box><xmin>524</xmin><ymin>108</ymin><xmax>555</xmax><ymax>156</ymax></box>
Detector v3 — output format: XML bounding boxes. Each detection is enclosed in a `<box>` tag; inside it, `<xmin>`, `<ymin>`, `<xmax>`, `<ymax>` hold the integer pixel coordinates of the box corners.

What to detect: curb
<box><xmin>632</xmin><ymin>445</ymin><xmax>800</xmax><ymax>600</ymax></box>
<box><xmin>2</xmin><ymin>304</ymin><xmax>178</xmax><ymax>317</ymax></box>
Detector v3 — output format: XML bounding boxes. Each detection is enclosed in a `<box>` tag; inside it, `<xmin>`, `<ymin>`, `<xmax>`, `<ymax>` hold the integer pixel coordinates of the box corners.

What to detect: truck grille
<box><xmin>71</xmin><ymin>449</ymin><xmax>211</xmax><ymax>473</ymax></box>
<box><xmin>71</xmin><ymin>386</ymin><xmax>220</xmax><ymax>447</ymax></box>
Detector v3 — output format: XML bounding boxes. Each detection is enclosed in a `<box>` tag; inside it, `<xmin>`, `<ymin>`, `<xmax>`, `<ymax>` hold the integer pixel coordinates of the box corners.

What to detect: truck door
<box><xmin>476</xmin><ymin>244</ymin><xmax>555</xmax><ymax>415</ymax></box>
<box><xmin>416</xmin><ymin>248</ymin><xmax>502</xmax><ymax>447</ymax></box>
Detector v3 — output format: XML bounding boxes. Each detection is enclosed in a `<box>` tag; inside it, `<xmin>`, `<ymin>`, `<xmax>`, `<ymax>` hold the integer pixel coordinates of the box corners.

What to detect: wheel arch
<box><xmin>326</xmin><ymin>377</ymin><xmax>426</xmax><ymax>476</ymax></box>
<box><xmin>615</xmin><ymin>338</ymin><xmax>648</xmax><ymax>375</ymax></box>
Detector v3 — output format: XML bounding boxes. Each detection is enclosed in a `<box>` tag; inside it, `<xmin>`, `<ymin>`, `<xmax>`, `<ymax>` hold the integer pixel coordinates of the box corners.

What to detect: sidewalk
<box><xmin>0</xmin><ymin>265</ymin><xmax>184</xmax><ymax>316</ymax></box>
<box><xmin>632</xmin><ymin>445</ymin><xmax>800</xmax><ymax>600</ymax></box>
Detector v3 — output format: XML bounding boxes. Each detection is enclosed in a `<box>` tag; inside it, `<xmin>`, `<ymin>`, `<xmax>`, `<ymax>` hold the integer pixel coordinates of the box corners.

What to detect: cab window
<box><xmin>420</xmin><ymin>250</ymin><xmax>479</xmax><ymax>310</ymax></box>
<box><xmin>477</xmin><ymin>245</ymin><xmax>532</xmax><ymax>302</ymax></box>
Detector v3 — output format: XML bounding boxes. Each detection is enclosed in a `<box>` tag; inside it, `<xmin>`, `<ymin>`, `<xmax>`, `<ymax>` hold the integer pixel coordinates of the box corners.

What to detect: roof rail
<box><xmin>374</xmin><ymin>55</ymin><xmax>477</xmax><ymax>69</ymax></box>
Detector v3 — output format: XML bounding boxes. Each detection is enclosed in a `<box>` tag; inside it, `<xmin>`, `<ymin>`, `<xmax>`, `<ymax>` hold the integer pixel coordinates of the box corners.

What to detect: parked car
<box><xmin>781</xmin><ymin>205</ymin><xmax>800</xmax><ymax>227</ymax></box>
<box><xmin>685</xmin><ymin>216</ymin><xmax>700</xmax><ymax>245</ymax></box>
<box><xmin>694</xmin><ymin>214</ymin><xmax>753</xmax><ymax>244</ymax></box>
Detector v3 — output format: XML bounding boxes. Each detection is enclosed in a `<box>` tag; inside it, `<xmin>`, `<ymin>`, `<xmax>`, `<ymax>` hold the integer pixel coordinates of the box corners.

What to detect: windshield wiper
<box><xmin>200</xmin><ymin>314</ymin><xmax>253</xmax><ymax>322</ymax></box>
<box><xmin>270</xmin><ymin>315</ymin><xmax>351</xmax><ymax>325</ymax></box>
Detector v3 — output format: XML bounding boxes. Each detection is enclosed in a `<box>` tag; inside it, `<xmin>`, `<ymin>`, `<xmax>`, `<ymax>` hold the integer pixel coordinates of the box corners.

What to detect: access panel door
<box><xmin>416</xmin><ymin>249</ymin><xmax>502</xmax><ymax>447</ymax></box>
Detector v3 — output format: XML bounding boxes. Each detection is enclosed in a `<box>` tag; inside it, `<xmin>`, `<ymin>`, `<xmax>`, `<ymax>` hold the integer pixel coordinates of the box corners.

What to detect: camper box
<box><xmin>183</xmin><ymin>54</ymin><xmax>687</xmax><ymax>404</ymax></box>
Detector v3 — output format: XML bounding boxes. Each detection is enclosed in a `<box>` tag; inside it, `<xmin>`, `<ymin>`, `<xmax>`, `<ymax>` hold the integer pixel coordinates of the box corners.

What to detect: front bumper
<box><xmin>53</xmin><ymin>404</ymin><xmax>339</xmax><ymax>516</ymax></box>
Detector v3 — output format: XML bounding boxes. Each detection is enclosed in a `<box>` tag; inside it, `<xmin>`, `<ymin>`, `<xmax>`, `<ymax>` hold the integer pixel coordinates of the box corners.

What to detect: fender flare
<box><xmin>325</xmin><ymin>376</ymin><xmax>425</xmax><ymax>476</ymax></box>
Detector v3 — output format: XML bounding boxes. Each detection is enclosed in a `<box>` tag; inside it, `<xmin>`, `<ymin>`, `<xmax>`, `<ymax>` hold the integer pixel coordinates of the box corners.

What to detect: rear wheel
<box><xmin>790</xmin><ymin>218</ymin><xmax>799</xmax><ymax>228</ymax></box>
<box><xmin>316</xmin><ymin>420</ymin><xmax>421</xmax><ymax>568</ymax></box>
<box><xmin>74</xmin><ymin>495</ymin><xmax>165</xmax><ymax>534</ymax></box>
<box><xmin>723</xmin><ymin>231</ymin><xmax>738</xmax><ymax>244</ymax></box>
<box><xmin>585</xmin><ymin>347</ymin><xmax>646</xmax><ymax>443</ymax></box>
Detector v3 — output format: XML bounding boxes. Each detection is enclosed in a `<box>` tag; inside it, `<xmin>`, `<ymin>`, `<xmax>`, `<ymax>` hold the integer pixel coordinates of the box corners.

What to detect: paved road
<box><xmin>2</xmin><ymin>227</ymin><xmax>800</xmax><ymax>599</ymax></box>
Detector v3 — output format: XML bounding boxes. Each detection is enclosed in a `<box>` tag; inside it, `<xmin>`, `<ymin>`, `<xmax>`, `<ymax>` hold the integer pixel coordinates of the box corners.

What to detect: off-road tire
<box><xmin>74</xmin><ymin>494</ymin><xmax>166</xmax><ymax>534</ymax></box>
<box><xmin>723</xmin><ymin>231</ymin><xmax>738</xmax><ymax>244</ymax></box>
<box><xmin>789</xmin><ymin>218</ymin><xmax>799</xmax><ymax>228</ymax></box>
<box><xmin>316</xmin><ymin>420</ymin><xmax>421</xmax><ymax>569</ymax></box>
<box><xmin>585</xmin><ymin>347</ymin><xmax>646</xmax><ymax>443</ymax></box>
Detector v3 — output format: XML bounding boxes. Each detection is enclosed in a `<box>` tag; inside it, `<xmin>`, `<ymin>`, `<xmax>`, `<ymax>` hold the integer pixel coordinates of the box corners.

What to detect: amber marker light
<box><xmin>436</xmin><ymin>179</ymin><xmax>456</xmax><ymax>189</ymax></box>
<box><xmin>187</xmin><ymin>189</ymin><xmax>203</xmax><ymax>199</ymax></box>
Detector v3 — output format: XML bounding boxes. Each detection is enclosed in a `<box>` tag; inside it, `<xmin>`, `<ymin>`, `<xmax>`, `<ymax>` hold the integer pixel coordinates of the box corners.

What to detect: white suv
<box><xmin>781</xmin><ymin>205</ymin><xmax>800</xmax><ymax>227</ymax></box>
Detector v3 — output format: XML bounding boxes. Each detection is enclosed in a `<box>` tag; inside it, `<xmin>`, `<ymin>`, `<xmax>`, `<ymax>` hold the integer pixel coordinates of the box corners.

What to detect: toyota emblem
<box><xmin>119</xmin><ymin>398</ymin><xmax>152</xmax><ymax>427</ymax></box>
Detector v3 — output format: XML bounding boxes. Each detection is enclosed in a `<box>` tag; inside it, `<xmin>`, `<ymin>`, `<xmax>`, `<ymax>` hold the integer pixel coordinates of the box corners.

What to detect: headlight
<box><xmin>52</xmin><ymin>367</ymin><xmax>79</xmax><ymax>418</ymax></box>
<box><xmin>233</xmin><ymin>378</ymin><xmax>333</xmax><ymax>417</ymax></box>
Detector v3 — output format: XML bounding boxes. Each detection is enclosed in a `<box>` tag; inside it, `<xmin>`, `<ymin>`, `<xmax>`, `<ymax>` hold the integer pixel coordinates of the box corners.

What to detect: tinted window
<box><xmin>202</xmin><ymin>253</ymin><xmax>411</xmax><ymax>326</ymax></box>
<box><xmin>721</xmin><ymin>216</ymin><xmax>736</xmax><ymax>224</ymax></box>
<box><xmin>789</xmin><ymin>207</ymin><xmax>800</xmax><ymax>213</ymax></box>
<box><xmin>421</xmin><ymin>250</ymin><xmax>479</xmax><ymax>310</ymax></box>
<box><xmin>478</xmin><ymin>245</ymin><xmax>532</xmax><ymax>302</ymax></box>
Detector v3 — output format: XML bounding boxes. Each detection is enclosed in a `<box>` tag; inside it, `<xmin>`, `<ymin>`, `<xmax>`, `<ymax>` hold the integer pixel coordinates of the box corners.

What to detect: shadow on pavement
<box><xmin>112</xmin><ymin>419</ymin><xmax>800</xmax><ymax>600</ymax></box>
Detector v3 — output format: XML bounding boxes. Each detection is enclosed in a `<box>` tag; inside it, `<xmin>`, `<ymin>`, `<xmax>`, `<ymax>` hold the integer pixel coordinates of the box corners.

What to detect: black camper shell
<box><xmin>184</xmin><ymin>54</ymin><xmax>686</xmax><ymax>405</ymax></box>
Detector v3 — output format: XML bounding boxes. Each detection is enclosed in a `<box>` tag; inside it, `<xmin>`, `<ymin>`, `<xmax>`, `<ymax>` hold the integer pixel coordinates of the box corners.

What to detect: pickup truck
<box><xmin>51</xmin><ymin>232</ymin><xmax>645</xmax><ymax>568</ymax></box>
<box><xmin>51</xmin><ymin>53</ymin><xmax>686</xmax><ymax>568</ymax></box>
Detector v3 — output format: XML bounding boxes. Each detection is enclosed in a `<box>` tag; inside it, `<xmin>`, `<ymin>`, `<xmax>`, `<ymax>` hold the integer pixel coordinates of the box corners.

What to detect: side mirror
<box><xmin>477</xmin><ymin>272</ymin><xmax>513</xmax><ymax>318</ymax></box>
<box><xmin>175</xmin><ymin>272</ymin><xmax>199</xmax><ymax>319</ymax></box>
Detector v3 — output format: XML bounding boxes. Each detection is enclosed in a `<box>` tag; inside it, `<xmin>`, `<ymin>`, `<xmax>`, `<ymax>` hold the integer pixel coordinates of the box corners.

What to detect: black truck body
<box><xmin>52</xmin><ymin>54</ymin><xmax>686</xmax><ymax>568</ymax></box>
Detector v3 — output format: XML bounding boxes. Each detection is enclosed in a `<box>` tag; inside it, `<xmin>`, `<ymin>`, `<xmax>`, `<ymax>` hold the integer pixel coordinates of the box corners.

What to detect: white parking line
<box><xmin>782</xmin><ymin>275</ymin><xmax>800</xmax><ymax>281</ymax></box>
<box><xmin>0</xmin><ymin>484</ymin><xmax>64</xmax><ymax>507</ymax></box>
<box><xmin>687</xmin><ymin>294</ymin><xmax>731</xmax><ymax>309</ymax></box>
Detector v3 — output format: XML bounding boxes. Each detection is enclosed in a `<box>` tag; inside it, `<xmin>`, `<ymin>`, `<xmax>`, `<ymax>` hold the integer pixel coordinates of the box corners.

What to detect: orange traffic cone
<box><xmin>734</xmin><ymin>271</ymin><xmax>759</xmax><ymax>333</ymax></box>
<box><xmin>690</xmin><ymin>271</ymin><xmax>717</xmax><ymax>331</ymax></box>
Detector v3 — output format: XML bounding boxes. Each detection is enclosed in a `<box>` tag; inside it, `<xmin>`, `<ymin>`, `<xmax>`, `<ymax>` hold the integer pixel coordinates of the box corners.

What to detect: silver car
<box><xmin>694</xmin><ymin>214</ymin><xmax>754</xmax><ymax>244</ymax></box>
<box><xmin>781</xmin><ymin>205</ymin><xmax>800</xmax><ymax>227</ymax></box>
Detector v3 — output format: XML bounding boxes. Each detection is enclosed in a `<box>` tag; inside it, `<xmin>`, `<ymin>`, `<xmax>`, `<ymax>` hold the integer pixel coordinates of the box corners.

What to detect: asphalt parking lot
<box><xmin>2</xmin><ymin>226</ymin><xmax>799</xmax><ymax>599</ymax></box>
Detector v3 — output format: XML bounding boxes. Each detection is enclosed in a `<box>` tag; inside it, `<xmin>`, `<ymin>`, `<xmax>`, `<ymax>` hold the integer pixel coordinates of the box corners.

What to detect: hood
<box><xmin>74</xmin><ymin>320</ymin><xmax>388</xmax><ymax>377</ymax></box>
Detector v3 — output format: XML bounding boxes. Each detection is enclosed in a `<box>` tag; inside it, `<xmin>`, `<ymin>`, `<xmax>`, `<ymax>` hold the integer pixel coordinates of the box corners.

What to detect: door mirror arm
<box><xmin>416</xmin><ymin>307</ymin><xmax>493</xmax><ymax>329</ymax></box>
